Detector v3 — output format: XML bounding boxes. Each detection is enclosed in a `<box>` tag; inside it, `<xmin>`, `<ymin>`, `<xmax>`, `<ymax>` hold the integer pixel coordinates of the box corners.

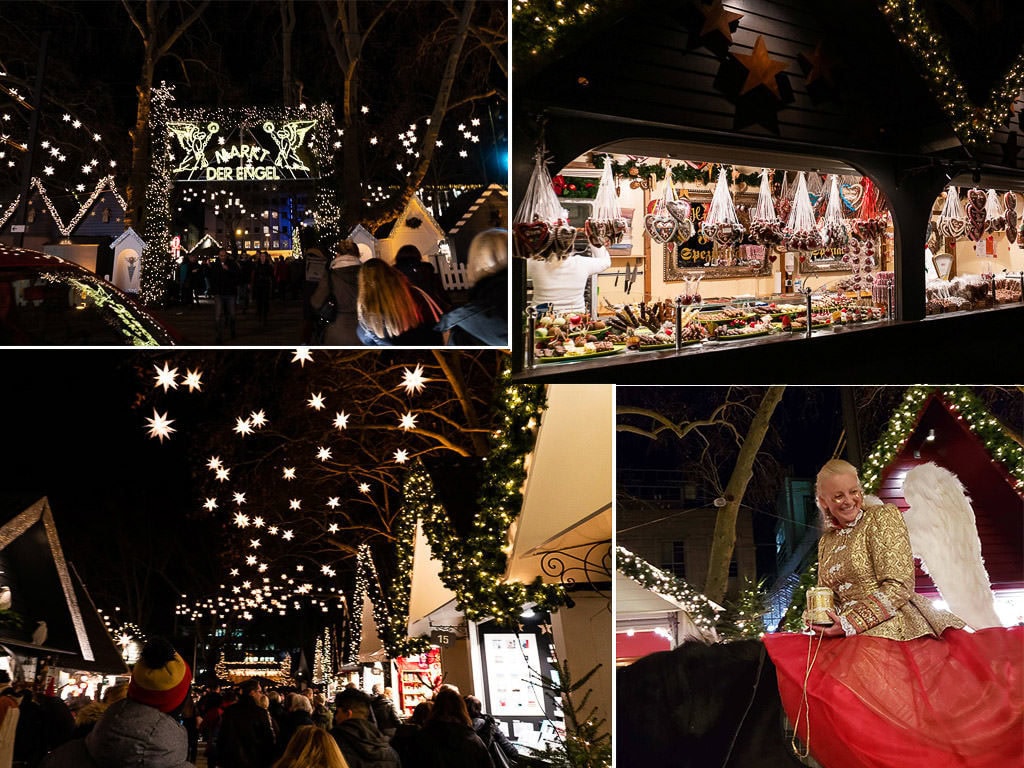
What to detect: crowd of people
<box><xmin>169</xmin><ymin>227</ymin><xmax>509</xmax><ymax>348</ymax></box>
<box><xmin>1</xmin><ymin>637</ymin><xmax>519</xmax><ymax>768</ymax></box>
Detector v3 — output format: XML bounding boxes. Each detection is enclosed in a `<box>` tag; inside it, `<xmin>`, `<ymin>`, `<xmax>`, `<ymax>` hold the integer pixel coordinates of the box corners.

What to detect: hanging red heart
<box><xmin>513</xmin><ymin>220</ymin><xmax>553</xmax><ymax>257</ymax></box>
<box><xmin>552</xmin><ymin>224</ymin><xmax>578</xmax><ymax>256</ymax></box>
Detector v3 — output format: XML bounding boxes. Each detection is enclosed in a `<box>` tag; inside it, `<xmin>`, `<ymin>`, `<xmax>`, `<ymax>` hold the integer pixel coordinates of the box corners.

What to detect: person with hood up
<box><xmin>39</xmin><ymin>636</ymin><xmax>194</xmax><ymax>768</ymax></box>
<box><xmin>309</xmin><ymin>239</ymin><xmax>363</xmax><ymax>345</ymax></box>
<box><xmin>329</xmin><ymin>688</ymin><xmax>400</xmax><ymax>768</ymax></box>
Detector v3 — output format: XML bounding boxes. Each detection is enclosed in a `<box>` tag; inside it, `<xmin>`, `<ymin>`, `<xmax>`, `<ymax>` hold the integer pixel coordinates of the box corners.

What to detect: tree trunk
<box><xmin>281</xmin><ymin>0</ymin><xmax>297</xmax><ymax>107</ymax></box>
<box><xmin>125</xmin><ymin>54</ymin><xmax>155</xmax><ymax>230</ymax></box>
<box><xmin>703</xmin><ymin>386</ymin><xmax>786</xmax><ymax>604</ymax></box>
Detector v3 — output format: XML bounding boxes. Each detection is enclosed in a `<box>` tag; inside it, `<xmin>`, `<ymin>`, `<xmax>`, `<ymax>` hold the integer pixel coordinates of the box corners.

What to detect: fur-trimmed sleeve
<box><xmin>841</xmin><ymin>504</ymin><xmax>916</xmax><ymax>634</ymax></box>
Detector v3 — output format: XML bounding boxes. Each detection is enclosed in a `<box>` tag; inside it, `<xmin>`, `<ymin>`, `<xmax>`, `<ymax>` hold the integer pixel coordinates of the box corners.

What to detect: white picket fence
<box><xmin>433</xmin><ymin>258</ymin><xmax>471</xmax><ymax>292</ymax></box>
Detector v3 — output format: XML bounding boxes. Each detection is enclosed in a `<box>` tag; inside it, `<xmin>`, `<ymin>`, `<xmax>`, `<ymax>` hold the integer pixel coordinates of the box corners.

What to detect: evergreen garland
<box><xmin>615</xmin><ymin>546</ymin><xmax>720</xmax><ymax>634</ymax></box>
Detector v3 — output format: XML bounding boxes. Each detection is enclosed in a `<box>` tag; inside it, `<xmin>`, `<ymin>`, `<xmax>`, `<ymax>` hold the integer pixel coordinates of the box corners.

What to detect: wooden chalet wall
<box><xmin>875</xmin><ymin>396</ymin><xmax>1024</xmax><ymax>593</ymax></box>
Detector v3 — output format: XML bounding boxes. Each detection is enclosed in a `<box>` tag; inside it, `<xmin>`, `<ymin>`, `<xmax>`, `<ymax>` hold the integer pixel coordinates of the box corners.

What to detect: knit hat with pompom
<box><xmin>127</xmin><ymin>637</ymin><xmax>192</xmax><ymax>713</ymax></box>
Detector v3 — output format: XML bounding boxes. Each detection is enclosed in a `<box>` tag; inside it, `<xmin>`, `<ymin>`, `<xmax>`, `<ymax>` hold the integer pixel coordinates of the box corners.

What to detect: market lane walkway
<box><xmin>152</xmin><ymin>296</ymin><xmax>309</xmax><ymax>347</ymax></box>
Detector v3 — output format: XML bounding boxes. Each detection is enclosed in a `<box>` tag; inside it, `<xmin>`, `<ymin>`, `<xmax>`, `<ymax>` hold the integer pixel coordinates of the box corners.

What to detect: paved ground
<box><xmin>152</xmin><ymin>296</ymin><xmax>311</xmax><ymax>347</ymax></box>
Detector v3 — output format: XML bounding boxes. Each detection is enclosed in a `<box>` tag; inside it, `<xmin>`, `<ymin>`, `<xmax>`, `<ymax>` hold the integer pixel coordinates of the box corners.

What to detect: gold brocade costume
<box><xmin>818</xmin><ymin>503</ymin><xmax>965</xmax><ymax>639</ymax></box>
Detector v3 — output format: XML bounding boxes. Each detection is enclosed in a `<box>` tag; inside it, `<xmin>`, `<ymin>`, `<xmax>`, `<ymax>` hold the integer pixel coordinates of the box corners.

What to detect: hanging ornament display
<box><xmin>819</xmin><ymin>174</ymin><xmax>850</xmax><ymax>248</ymax></box>
<box><xmin>964</xmin><ymin>187</ymin><xmax>987</xmax><ymax>242</ymax></box>
<box><xmin>983</xmin><ymin>189</ymin><xmax>1006</xmax><ymax>233</ymax></box>
<box><xmin>806</xmin><ymin>172</ymin><xmax>825</xmax><ymax>212</ymax></box>
<box><xmin>644</xmin><ymin>176</ymin><xmax>682</xmax><ymax>244</ymax></box>
<box><xmin>700</xmin><ymin>167</ymin><xmax>745</xmax><ymax>246</ymax></box>
<box><xmin>851</xmin><ymin>177</ymin><xmax>889</xmax><ymax>240</ymax></box>
<box><xmin>775</xmin><ymin>171</ymin><xmax>793</xmax><ymax>225</ymax></box>
<box><xmin>585</xmin><ymin>156</ymin><xmax>631</xmax><ymax>247</ymax></box>
<box><xmin>784</xmin><ymin>171</ymin><xmax>824</xmax><ymax>251</ymax></box>
<box><xmin>845</xmin><ymin>236</ymin><xmax>876</xmax><ymax>293</ymax></box>
<box><xmin>513</xmin><ymin>153</ymin><xmax>573</xmax><ymax>259</ymax></box>
<box><xmin>748</xmin><ymin>168</ymin><xmax>784</xmax><ymax>246</ymax></box>
<box><xmin>1004</xmin><ymin>192</ymin><xmax>1019</xmax><ymax>243</ymax></box>
<box><xmin>936</xmin><ymin>187</ymin><xmax>967</xmax><ymax>239</ymax></box>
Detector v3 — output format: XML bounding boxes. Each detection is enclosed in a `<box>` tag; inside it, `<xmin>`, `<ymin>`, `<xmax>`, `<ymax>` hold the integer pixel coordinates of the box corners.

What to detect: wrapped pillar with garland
<box><xmin>140</xmin><ymin>82</ymin><xmax>176</xmax><ymax>305</ymax></box>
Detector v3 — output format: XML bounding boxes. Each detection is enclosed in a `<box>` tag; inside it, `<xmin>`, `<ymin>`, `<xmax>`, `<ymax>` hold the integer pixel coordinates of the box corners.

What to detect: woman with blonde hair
<box><xmin>357</xmin><ymin>258</ymin><xmax>443</xmax><ymax>346</ymax></box>
<box><xmin>272</xmin><ymin>724</ymin><xmax>349</xmax><ymax>768</ymax></box>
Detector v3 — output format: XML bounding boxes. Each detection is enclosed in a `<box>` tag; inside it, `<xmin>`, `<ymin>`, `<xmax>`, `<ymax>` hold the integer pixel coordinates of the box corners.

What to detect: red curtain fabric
<box><xmin>764</xmin><ymin>627</ymin><xmax>1024</xmax><ymax>768</ymax></box>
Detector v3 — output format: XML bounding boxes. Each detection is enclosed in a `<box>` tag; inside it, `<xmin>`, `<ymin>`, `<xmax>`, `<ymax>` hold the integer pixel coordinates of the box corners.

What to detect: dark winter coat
<box><xmin>436</xmin><ymin>271</ymin><xmax>508</xmax><ymax>346</ymax></box>
<box><xmin>38</xmin><ymin>698</ymin><xmax>193</xmax><ymax>768</ymax></box>
<box><xmin>216</xmin><ymin>696</ymin><xmax>276</xmax><ymax>768</ymax></box>
<box><xmin>370</xmin><ymin>695</ymin><xmax>401</xmax><ymax>738</ymax></box>
<box><xmin>329</xmin><ymin>717</ymin><xmax>401</xmax><ymax>768</ymax></box>
<box><xmin>275</xmin><ymin>709</ymin><xmax>315</xmax><ymax>757</ymax></box>
<box><xmin>310</xmin><ymin>265</ymin><xmax>362</xmax><ymax>345</ymax></box>
<box><xmin>407</xmin><ymin>720</ymin><xmax>494</xmax><ymax>768</ymax></box>
<box><xmin>472</xmin><ymin>714</ymin><xmax>518</xmax><ymax>765</ymax></box>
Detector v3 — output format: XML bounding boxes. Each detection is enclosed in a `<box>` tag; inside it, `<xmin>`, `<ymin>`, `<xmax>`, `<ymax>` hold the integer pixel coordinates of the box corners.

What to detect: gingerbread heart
<box><xmin>1004</xmin><ymin>191</ymin><xmax>1018</xmax><ymax>212</ymax></box>
<box><xmin>840</xmin><ymin>183</ymin><xmax>864</xmax><ymax>213</ymax></box>
<box><xmin>611</xmin><ymin>217</ymin><xmax>629</xmax><ymax>241</ymax></box>
<box><xmin>665</xmin><ymin>199</ymin><xmax>692</xmax><ymax>225</ymax></box>
<box><xmin>675</xmin><ymin>219</ymin><xmax>695</xmax><ymax>243</ymax></box>
<box><xmin>552</xmin><ymin>224</ymin><xmax>578</xmax><ymax>256</ymax></box>
<box><xmin>513</xmin><ymin>220</ymin><xmax>553</xmax><ymax>257</ymax></box>
<box><xmin>645</xmin><ymin>213</ymin><xmax>678</xmax><ymax>244</ymax></box>
<box><xmin>584</xmin><ymin>219</ymin><xmax>611</xmax><ymax>248</ymax></box>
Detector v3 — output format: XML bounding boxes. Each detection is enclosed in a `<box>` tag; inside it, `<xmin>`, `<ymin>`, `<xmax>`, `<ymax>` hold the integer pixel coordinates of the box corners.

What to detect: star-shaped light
<box><xmin>216</xmin><ymin>467</ymin><xmax>231</xmax><ymax>482</ymax></box>
<box><xmin>234</xmin><ymin>512</ymin><xmax>250</xmax><ymax>528</ymax></box>
<box><xmin>394</xmin><ymin>448</ymin><xmax>409</xmax><ymax>464</ymax></box>
<box><xmin>334</xmin><ymin>411</ymin><xmax>350</xmax><ymax>429</ymax></box>
<box><xmin>183</xmin><ymin>369</ymin><xmax>203</xmax><ymax>392</ymax></box>
<box><xmin>145</xmin><ymin>410</ymin><xmax>176</xmax><ymax>442</ymax></box>
<box><xmin>229</xmin><ymin>568</ymin><xmax>239</xmax><ymax>577</ymax></box>
<box><xmin>252</xmin><ymin>517</ymin><xmax>265</xmax><ymax>528</ymax></box>
<box><xmin>289</xmin><ymin>499</ymin><xmax>302</xmax><ymax>510</ymax></box>
<box><xmin>245</xmin><ymin>555</ymin><xmax>257</xmax><ymax>566</ymax></box>
<box><xmin>153</xmin><ymin>362</ymin><xmax>178</xmax><ymax>392</ymax></box>
<box><xmin>327</xmin><ymin>497</ymin><xmax>340</xmax><ymax>508</ymax></box>
<box><xmin>234</xmin><ymin>417</ymin><xmax>253</xmax><ymax>436</ymax></box>
<box><xmin>328</xmin><ymin>523</ymin><xmax>339</xmax><ymax>533</ymax></box>
<box><xmin>321</xmin><ymin>565</ymin><xmax>335</xmax><ymax>576</ymax></box>
<box><xmin>400</xmin><ymin>364</ymin><xmax>428</xmax><ymax>394</ymax></box>
<box><xmin>282</xmin><ymin>530</ymin><xmax>294</xmax><ymax>541</ymax></box>
<box><xmin>203</xmin><ymin>498</ymin><xmax>218</xmax><ymax>511</ymax></box>
<box><xmin>359</xmin><ymin>483</ymin><xmax>371</xmax><ymax>494</ymax></box>
<box><xmin>292</xmin><ymin>348</ymin><xmax>313</xmax><ymax>366</ymax></box>
<box><xmin>249</xmin><ymin>410</ymin><xmax>267</xmax><ymax>428</ymax></box>
<box><xmin>296</xmin><ymin>565</ymin><xmax>304</xmax><ymax>572</ymax></box>
<box><xmin>250</xmin><ymin>539</ymin><xmax>262</xmax><ymax>549</ymax></box>
<box><xmin>283</xmin><ymin>467</ymin><xmax>296</xmax><ymax>480</ymax></box>
<box><xmin>233</xmin><ymin>492</ymin><xmax>246</xmax><ymax>505</ymax></box>
<box><xmin>268</xmin><ymin>526</ymin><xmax>279</xmax><ymax>536</ymax></box>
<box><xmin>308</xmin><ymin>392</ymin><xmax>325</xmax><ymax>410</ymax></box>
<box><xmin>317</xmin><ymin>446</ymin><xmax>332</xmax><ymax>461</ymax></box>
<box><xmin>398</xmin><ymin>412</ymin><xmax>418</xmax><ymax>431</ymax></box>
<box><xmin>258</xmin><ymin>563</ymin><xmax>268</xmax><ymax>573</ymax></box>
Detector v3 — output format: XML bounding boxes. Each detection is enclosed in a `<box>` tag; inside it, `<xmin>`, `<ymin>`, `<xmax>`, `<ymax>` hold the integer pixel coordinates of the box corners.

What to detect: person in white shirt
<box><xmin>527</xmin><ymin>243</ymin><xmax>611</xmax><ymax>314</ymax></box>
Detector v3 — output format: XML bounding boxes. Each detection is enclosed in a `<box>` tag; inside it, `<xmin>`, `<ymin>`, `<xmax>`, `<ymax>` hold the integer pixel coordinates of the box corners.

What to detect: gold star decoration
<box><xmin>799</xmin><ymin>42</ymin><xmax>835</xmax><ymax>87</ymax></box>
<box><xmin>698</xmin><ymin>0</ymin><xmax>743</xmax><ymax>43</ymax></box>
<box><xmin>734</xmin><ymin>35</ymin><xmax>788</xmax><ymax>99</ymax></box>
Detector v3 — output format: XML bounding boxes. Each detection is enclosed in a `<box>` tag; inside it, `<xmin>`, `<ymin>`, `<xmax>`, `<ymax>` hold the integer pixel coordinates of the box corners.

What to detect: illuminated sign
<box><xmin>166</xmin><ymin>113</ymin><xmax>323</xmax><ymax>182</ymax></box>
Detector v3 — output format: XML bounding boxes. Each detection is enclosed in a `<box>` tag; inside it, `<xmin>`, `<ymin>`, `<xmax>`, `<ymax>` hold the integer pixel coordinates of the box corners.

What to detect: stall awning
<box><xmin>506</xmin><ymin>385</ymin><xmax>614</xmax><ymax>586</ymax></box>
<box><xmin>407</xmin><ymin>518</ymin><xmax>458</xmax><ymax>637</ymax></box>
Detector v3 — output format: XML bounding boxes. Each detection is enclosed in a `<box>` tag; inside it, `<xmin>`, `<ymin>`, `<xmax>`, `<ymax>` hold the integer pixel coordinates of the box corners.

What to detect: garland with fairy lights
<box><xmin>616</xmin><ymin>546</ymin><xmax>720</xmax><ymax>634</ymax></box>
<box><xmin>879</xmin><ymin>0</ymin><xmax>1024</xmax><ymax>149</ymax></box>
<box><xmin>861</xmin><ymin>387</ymin><xmax>1024</xmax><ymax>494</ymax></box>
<box><xmin>419</xmin><ymin>378</ymin><xmax>557</xmax><ymax>625</ymax></box>
<box><xmin>348</xmin><ymin>544</ymin><xmax>431</xmax><ymax>664</ymax></box>
<box><xmin>0</xmin><ymin>175</ymin><xmax>126</xmax><ymax>234</ymax></box>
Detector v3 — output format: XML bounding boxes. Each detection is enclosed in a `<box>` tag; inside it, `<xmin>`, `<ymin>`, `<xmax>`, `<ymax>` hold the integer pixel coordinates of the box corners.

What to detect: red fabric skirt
<box><xmin>763</xmin><ymin>627</ymin><xmax>1024</xmax><ymax>768</ymax></box>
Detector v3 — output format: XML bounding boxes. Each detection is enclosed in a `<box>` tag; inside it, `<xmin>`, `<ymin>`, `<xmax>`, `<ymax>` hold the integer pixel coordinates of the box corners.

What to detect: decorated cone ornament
<box><xmin>645</xmin><ymin>175</ymin><xmax>680</xmax><ymax>244</ymax></box>
<box><xmin>513</xmin><ymin>154</ymin><xmax>565</xmax><ymax>259</ymax></box>
<box><xmin>984</xmin><ymin>188</ymin><xmax>1006</xmax><ymax>233</ymax></box>
<box><xmin>748</xmin><ymin>168</ymin><xmax>784</xmax><ymax>246</ymax></box>
<box><xmin>784</xmin><ymin>171</ymin><xmax>823</xmax><ymax>251</ymax></box>
<box><xmin>702</xmin><ymin>166</ymin><xmax>745</xmax><ymax>246</ymax></box>
<box><xmin>587</xmin><ymin>156</ymin><xmax>631</xmax><ymax>247</ymax></box>
<box><xmin>820</xmin><ymin>174</ymin><xmax>850</xmax><ymax>248</ymax></box>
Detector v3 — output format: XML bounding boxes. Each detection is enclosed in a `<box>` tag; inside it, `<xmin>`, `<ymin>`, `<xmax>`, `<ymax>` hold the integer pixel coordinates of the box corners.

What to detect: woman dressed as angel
<box><xmin>763</xmin><ymin>459</ymin><xmax>1023</xmax><ymax>768</ymax></box>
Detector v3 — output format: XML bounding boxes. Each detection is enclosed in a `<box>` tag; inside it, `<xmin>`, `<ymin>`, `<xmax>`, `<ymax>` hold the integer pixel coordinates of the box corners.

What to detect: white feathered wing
<box><xmin>902</xmin><ymin>462</ymin><xmax>1001</xmax><ymax>629</ymax></box>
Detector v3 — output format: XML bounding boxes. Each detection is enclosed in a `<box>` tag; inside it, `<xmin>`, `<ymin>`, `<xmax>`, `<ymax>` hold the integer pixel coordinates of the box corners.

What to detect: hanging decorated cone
<box><xmin>1004</xmin><ymin>191</ymin><xmax>1018</xmax><ymax>243</ymax></box>
<box><xmin>819</xmin><ymin>174</ymin><xmax>850</xmax><ymax>248</ymax></box>
<box><xmin>748</xmin><ymin>168</ymin><xmax>784</xmax><ymax>246</ymax></box>
<box><xmin>964</xmin><ymin>187</ymin><xmax>987</xmax><ymax>242</ymax></box>
<box><xmin>784</xmin><ymin>171</ymin><xmax>823</xmax><ymax>251</ymax></box>
<box><xmin>936</xmin><ymin>186</ymin><xmax>967</xmax><ymax>239</ymax></box>
<box><xmin>644</xmin><ymin>175</ymin><xmax>681</xmax><ymax>244</ymax></box>
<box><xmin>775</xmin><ymin>171</ymin><xmax>793</xmax><ymax>225</ymax></box>
<box><xmin>983</xmin><ymin>188</ymin><xmax>1006</xmax><ymax>233</ymax></box>
<box><xmin>701</xmin><ymin>166</ymin><xmax>745</xmax><ymax>246</ymax></box>
<box><xmin>851</xmin><ymin>177</ymin><xmax>889</xmax><ymax>240</ymax></box>
<box><xmin>586</xmin><ymin>156</ymin><xmax>631</xmax><ymax>247</ymax></box>
<box><xmin>512</xmin><ymin>153</ymin><xmax>565</xmax><ymax>259</ymax></box>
